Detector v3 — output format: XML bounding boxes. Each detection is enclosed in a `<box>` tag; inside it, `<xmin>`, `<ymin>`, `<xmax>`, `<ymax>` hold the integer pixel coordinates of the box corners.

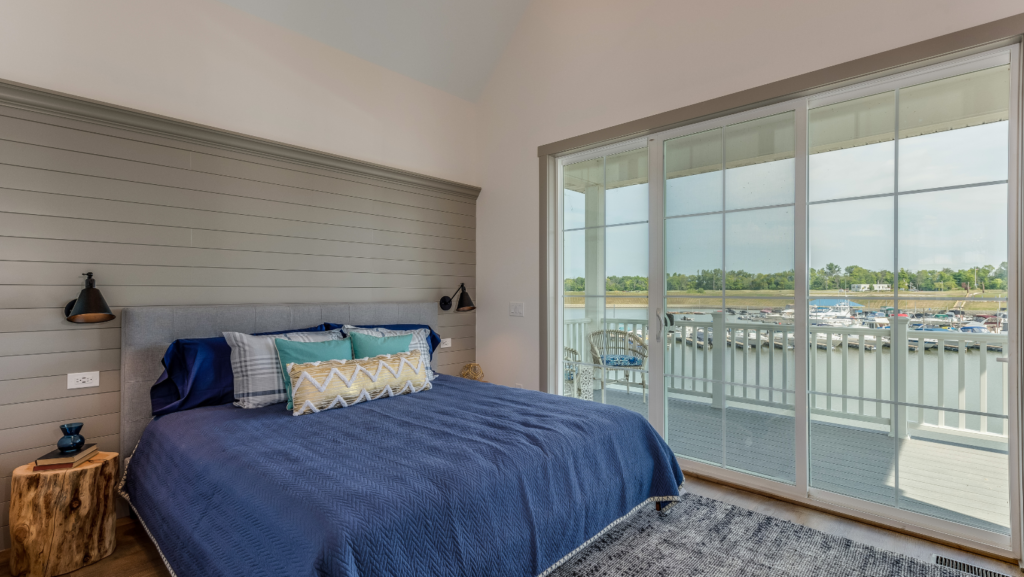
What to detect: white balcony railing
<box><xmin>564</xmin><ymin>315</ymin><xmax>1010</xmax><ymax>449</ymax></box>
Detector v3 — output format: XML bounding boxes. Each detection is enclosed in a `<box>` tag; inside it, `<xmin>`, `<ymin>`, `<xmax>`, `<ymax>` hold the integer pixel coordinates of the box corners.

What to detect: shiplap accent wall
<box><xmin>0</xmin><ymin>84</ymin><xmax>479</xmax><ymax>550</ymax></box>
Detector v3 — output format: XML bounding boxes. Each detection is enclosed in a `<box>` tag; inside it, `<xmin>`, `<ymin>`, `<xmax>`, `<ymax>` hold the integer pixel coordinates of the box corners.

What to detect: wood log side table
<box><xmin>8</xmin><ymin>452</ymin><xmax>118</xmax><ymax>577</ymax></box>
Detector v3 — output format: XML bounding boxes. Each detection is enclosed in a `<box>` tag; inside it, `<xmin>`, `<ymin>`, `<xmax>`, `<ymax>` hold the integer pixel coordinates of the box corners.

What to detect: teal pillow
<box><xmin>349</xmin><ymin>332</ymin><xmax>413</xmax><ymax>359</ymax></box>
<box><xmin>275</xmin><ymin>338</ymin><xmax>353</xmax><ymax>410</ymax></box>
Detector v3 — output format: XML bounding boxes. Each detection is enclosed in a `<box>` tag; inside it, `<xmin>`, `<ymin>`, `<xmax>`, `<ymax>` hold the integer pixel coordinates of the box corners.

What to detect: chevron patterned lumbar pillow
<box><xmin>287</xmin><ymin>351</ymin><xmax>432</xmax><ymax>416</ymax></box>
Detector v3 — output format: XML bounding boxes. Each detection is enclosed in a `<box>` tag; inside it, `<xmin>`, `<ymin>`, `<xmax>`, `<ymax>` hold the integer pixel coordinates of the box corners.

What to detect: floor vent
<box><xmin>932</xmin><ymin>554</ymin><xmax>1011</xmax><ymax>577</ymax></box>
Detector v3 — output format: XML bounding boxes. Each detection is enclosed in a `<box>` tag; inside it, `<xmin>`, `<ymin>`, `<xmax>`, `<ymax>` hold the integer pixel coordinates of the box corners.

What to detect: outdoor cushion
<box><xmin>601</xmin><ymin>354</ymin><xmax>644</xmax><ymax>367</ymax></box>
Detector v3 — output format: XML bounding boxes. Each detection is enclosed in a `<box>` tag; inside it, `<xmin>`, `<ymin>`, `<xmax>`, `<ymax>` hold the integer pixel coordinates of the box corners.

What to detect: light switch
<box><xmin>509</xmin><ymin>302</ymin><xmax>525</xmax><ymax>317</ymax></box>
<box><xmin>68</xmin><ymin>371</ymin><xmax>100</xmax><ymax>389</ymax></box>
<box><xmin>440</xmin><ymin>338</ymin><xmax>452</xmax><ymax>348</ymax></box>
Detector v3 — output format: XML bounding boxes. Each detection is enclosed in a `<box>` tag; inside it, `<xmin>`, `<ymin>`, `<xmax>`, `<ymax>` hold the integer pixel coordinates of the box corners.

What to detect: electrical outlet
<box><xmin>439</xmin><ymin>338</ymin><xmax>452</xmax><ymax>348</ymax></box>
<box><xmin>68</xmin><ymin>371</ymin><xmax>100</xmax><ymax>389</ymax></box>
<box><xmin>515</xmin><ymin>383</ymin><xmax>523</xmax><ymax>389</ymax></box>
<box><xmin>509</xmin><ymin>302</ymin><xmax>525</xmax><ymax>317</ymax></box>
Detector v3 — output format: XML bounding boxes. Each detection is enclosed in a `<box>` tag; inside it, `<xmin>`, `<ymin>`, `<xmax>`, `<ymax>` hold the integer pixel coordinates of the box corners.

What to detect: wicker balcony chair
<box><xmin>588</xmin><ymin>329</ymin><xmax>648</xmax><ymax>401</ymax></box>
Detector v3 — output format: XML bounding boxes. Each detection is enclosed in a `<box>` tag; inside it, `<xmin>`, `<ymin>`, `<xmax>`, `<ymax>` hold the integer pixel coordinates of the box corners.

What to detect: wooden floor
<box><xmin>1</xmin><ymin>478</ymin><xmax>1019</xmax><ymax>576</ymax></box>
<box><xmin>601</xmin><ymin>387</ymin><xmax>1012</xmax><ymax>535</ymax></box>
<box><xmin>685</xmin><ymin>475</ymin><xmax>1022</xmax><ymax>575</ymax></box>
<box><xmin>0</xmin><ymin>517</ymin><xmax>170</xmax><ymax>577</ymax></box>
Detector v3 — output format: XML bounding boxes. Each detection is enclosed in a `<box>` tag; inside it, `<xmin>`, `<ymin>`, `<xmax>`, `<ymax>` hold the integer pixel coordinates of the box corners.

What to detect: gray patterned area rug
<box><xmin>548</xmin><ymin>493</ymin><xmax>971</xmax><ymax>577</ymax></box>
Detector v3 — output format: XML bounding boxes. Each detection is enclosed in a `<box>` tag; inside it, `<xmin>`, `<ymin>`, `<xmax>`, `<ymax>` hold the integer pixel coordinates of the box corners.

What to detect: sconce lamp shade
<box><xmin>65</xmin><ymin>273</ymin><xmax>116</xmax><ymax>324</ymax></box>
<box><xmin>455</xmin><ymin>287</ymin><xmax>476</xmax><ymax>312</ymax></box>
<box><xmin>440</xmin><ymin>283</ymin><xmax>475</xmax><ymax>312</ymax></box>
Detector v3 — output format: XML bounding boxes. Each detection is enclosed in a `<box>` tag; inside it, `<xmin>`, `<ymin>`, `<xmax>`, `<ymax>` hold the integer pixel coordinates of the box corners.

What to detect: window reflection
<box><xmin>809</xmin><ymin>92</ymin><xmax>895</xmax><ymax>202</ymax></box>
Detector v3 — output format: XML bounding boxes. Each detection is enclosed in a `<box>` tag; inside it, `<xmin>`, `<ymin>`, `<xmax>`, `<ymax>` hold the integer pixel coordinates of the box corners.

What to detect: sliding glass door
<box><xmin>562</xmin><ymin>146</ymin><xmax>650</xmax><ymax>416</ymax></box>
<box><xmin>555</xmin><ymin>45</ymin><xmax>1020</xmax><ymax>554</ymax></box>
<box><xmin>662</xmin><ymin>110</ymin><xmax>797</xmax><ymax>482</ymax></box>
<box><xmin>806</xmin><ymin>61</ymin><xmax>1014</xmax><ymax>535</ymax></box>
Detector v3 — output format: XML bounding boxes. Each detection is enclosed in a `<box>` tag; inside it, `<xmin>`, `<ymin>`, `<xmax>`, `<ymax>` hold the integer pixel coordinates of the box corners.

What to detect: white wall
<box><xmin>474</xmin><ymin>0</ymin><xmax>1023</xmax><ymax>389</ymax></box>
<box><xmin>0</xmin><ymin>0</ymin><xmax>479</xmax><ymax>186</ymax></box>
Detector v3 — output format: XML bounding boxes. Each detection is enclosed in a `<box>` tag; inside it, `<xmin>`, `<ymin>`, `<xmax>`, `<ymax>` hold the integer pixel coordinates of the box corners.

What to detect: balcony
<box><xmin>563</xmin><ymin>315</ymin><xmax>1010</xmax><ymax>535</ymax></box>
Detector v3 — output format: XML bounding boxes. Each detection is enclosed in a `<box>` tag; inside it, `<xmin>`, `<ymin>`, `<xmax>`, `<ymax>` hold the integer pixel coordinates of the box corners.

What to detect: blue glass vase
<box><xmin>57</xmin><ymin>422</ymin><xmax>85</xmax><ymax>453</ymax></box>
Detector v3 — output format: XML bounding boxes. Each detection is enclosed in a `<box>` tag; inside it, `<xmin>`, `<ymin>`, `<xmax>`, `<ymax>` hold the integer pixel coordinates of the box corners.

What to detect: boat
<box><xmin>773</xmin><ymin>333</ymin><xmax>795</xmax><ymax>350</ymax></box>
<box><xmin>958</xmin><ymin>322</ymin><xmax>988</xmax><ymax>334</ymax></box>
<box><xmin>907</xmin><ymin>337</ymin><xmax>939</xmax><ymax>350</ymax></box>
<box><xmin>983</xmin><ymin>312</ymin><xmax>1008</xmax><ymax>331</ymax></box>
<box><xmin>683</xmin><ymin>327</ymin><xmax>713</xmax><ymax>349</ymax></box>
<box><xmin>857</xmin><ymin>318</ymin><xmax>892</xmax><ymax>348</ymax></box>
<box><xmin>726</xmin><ymin>328</ymin><xmax>758</xmax><ymax>349</ymax></box>
<box><xmin>905</xmin><ymin>325</ymin><xmax>940</xmax><ymax>350</ymax></box>
<box><xmin>696</xmin><ymin>328</ymin><xmax>711</xmax><ymax>346</ymax></box>
<box><xmin>807</xmin><ymin>316</ymin><xmax>836</xmax><ymax>326</ymax></box>
<box><xmin>809</xmin><ymin>299</ymin><xmax>860</xmax><ymax>327</ymax></box>
<box><xmin>988</xmin><ymin>320</ymin><xmax>1009</xmax><ymax>351</ymax></box>
<box><xmin>862</xmin><ymin>317</ymin><xmax>890</xmax><ymax>331</ymax></box>
<box><xmin>913</xmin><ymin>326</ymin><xmax>965</xmax><ymax>350</ymax></box>
<box><xmin>883</xmin><ymin>306</ymin><xmax>909</xmax><ymax>318</ymax></box>
<box><xmin>920</xmin><ymin>313</ymin><xmax>955</xmax><ymax>328</ymax></box>
<box><xmin>839</xmin><ymin>333</ymin><xmax>877</xmax><ymax>350</ymax></box>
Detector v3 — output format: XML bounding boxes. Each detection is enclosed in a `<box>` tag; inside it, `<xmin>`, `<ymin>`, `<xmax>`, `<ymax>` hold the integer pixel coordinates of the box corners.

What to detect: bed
<box><xmin>117</xmin><ymin>302</ymin><xmax>684</xmax><ymax>577</ymax></box>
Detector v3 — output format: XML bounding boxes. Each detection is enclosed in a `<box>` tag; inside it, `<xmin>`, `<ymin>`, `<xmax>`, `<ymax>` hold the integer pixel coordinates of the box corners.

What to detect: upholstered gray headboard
<box><xmin>119</xmin><ymin>302</ymin><xmax>438</xmax><ymax>464</ymax></box>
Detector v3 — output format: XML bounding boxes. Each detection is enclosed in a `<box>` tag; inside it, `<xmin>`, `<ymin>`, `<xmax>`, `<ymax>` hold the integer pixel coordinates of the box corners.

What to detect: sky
<box><xmin>808</xmin><ymin>121</ymin><xmax>1007</xmax><ymax>272</ymax></box>
<box><xmin>564</xmin><ymin>121</ymin><xmax>1009</xmax><ymax>281</ymax></box>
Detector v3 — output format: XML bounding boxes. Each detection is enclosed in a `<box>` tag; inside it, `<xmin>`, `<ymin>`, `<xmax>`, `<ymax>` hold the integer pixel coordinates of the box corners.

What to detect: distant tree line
<box><xmin>563</xmin><ymin>262</ymin><xmax>1008</xmax><ymax>293</ymax></box>
<box><xmin>809</xmin><ymin>262</ymin><xmax>1007</xmax><ymax>292</ymax></box>
<box><xmin>564</xmin><ymin>276</ymin><xmax>650</xmax><ymax>292</ymax></box>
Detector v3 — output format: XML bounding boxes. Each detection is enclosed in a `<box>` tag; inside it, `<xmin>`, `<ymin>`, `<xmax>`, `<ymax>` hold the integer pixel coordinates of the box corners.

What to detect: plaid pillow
<box><xmin>343</xmin><ymin>325</ymin><xmax>436</xmax><ymax>380</ymax></box>
<box><xmin>224</xmin><ymin>329</ymin><xmax>343</xmax><ymax>408</ymax></box>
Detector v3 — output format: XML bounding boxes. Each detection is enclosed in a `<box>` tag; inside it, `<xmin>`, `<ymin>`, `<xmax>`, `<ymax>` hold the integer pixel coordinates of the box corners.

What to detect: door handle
<box><xmin>997</xmin><ymin>357</ymin><xmax>1009</xmax><ymax>363</ymax></box>
<box><xmin>656</xmin><ymin>308</ymin><xmax>662</xmax><ymax>343</ymax></box>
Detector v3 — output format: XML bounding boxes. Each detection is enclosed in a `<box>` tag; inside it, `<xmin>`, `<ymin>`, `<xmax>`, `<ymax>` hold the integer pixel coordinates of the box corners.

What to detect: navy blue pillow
<box><xmin>150</xmin><ymin>324</ymin><xmax>326</xmax><ymax>417</ymax></box>
<box><xmin>322</xmin><ymin>323</ymin><xmax>441</xmax><ymax>359</ymax></box>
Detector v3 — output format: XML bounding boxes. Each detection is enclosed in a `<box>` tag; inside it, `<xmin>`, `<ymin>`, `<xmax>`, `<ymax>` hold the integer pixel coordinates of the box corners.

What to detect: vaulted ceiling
<box><xmin>215</xmin><ymin>0</ymin><xmax>532</xmax><ymax>101</ymax></box>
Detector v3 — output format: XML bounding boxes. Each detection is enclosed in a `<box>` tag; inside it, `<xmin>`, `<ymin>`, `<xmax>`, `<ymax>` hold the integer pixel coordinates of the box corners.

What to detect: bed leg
<box><xmin>655</xmin><ymin>502</ymin><xmax>662</xmax><ymax>512</ymax></box>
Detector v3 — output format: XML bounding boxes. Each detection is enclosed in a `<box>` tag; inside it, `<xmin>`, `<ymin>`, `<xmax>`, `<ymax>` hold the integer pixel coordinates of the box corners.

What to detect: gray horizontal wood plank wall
<box><xmin>0</xmin><ymin>88</ymin><xmax>479</xmax><ymax>549</ymax></box>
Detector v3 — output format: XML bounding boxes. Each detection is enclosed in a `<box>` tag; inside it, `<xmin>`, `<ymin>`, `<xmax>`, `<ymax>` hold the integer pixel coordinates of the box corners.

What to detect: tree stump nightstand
<box><xmin>8</xmin><ymin>452</ymin><xmax>118</xmax><ymax>577</ymax></box>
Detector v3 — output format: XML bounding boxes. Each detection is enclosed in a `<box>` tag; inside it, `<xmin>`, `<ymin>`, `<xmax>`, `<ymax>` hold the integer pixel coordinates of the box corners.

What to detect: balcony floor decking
<box><xmin>596</xmin><ymin>387</ymin><xmax>1011</xmax><ymax>536</ymax></box>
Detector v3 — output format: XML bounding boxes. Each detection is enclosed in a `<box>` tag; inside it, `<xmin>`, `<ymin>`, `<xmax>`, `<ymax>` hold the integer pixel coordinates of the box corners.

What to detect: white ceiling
<box><xmin>216</xmin><ymin>0</ymin><xmax>532</xmax><ymax>101</ymax></box>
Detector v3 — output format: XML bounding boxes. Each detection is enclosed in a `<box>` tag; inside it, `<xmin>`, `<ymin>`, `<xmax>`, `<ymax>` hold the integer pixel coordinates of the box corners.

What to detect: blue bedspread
<box><xmin>121</xmin><ymin>375</ymin><xmax>683</xmax><ymax>577</ymax></box>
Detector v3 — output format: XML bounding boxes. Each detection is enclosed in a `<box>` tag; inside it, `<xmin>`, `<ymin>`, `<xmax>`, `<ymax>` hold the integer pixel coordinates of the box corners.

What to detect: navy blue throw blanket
<box><xmin>122</xmin><ymin>375</ymin><xmax>683</xmax><ymax>577</ymax></box>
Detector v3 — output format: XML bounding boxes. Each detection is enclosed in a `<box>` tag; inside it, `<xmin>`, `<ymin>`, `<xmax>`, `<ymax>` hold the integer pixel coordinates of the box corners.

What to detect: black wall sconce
<box><xmin>65</xmin><ymin>273</ymin><xmax>116</xmax><ymax>323</ymax></box>
<box><xmin>440</xmin><ymin>283</ymin><xmax>475</xmax><ymax>312</ymax></box>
